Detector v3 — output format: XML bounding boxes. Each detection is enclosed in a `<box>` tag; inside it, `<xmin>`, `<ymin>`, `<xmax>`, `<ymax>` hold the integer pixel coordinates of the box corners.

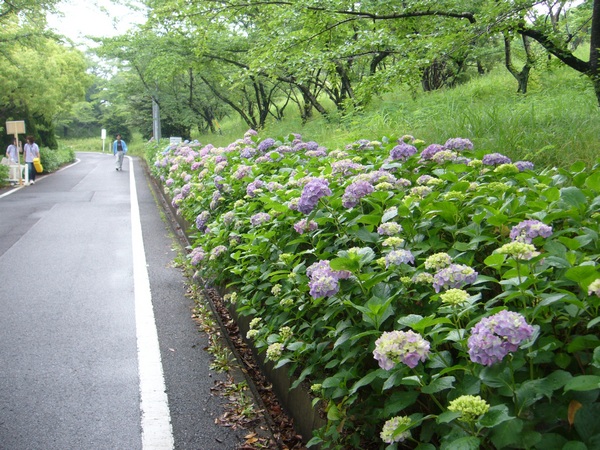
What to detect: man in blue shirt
<box><xmin>112</xmin><ymin>134</ymin><xmax>128</xmax><ymax>171</ymax></box>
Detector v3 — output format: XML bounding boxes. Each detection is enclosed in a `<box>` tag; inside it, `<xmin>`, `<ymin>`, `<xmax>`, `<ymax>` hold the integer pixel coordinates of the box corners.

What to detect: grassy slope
<box><xmin>198</xmin><ymin>64</ymin><xmax>600</xmax><ymax>169</ymax></box>
<box><xmin>59</xmin><ymin>63</ymin><xmax>600</xmax><ymax>169</ymax></box>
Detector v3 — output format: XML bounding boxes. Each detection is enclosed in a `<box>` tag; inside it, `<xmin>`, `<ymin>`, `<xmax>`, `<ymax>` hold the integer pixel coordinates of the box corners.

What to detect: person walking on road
<box><xmin>113</xmin><ymin>134</ymin><xmax>128</xmax><ymax>171</ymax></box>
<box><xmin>23</xmin><ymin>136</ymin><xmax>40</xmax><ymax>185</ymax></box>
<box><xmin>5</xmin><ymin>137</ymin><xmax>19</xmax><ymax>163</ymax></box>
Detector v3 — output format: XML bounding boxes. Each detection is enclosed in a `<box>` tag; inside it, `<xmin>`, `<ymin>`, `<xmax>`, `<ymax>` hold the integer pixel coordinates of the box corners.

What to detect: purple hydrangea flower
<box><xmin>342</xmin><ymin>180</ymin><xmax>374</xmax><ymax>208</ymax></box>
<box><xmin>417</xmin><ymin>175</ymin><xmax>434</xmax><ymax>185</ymax></box>
<box><xmin>181</xmin><ymin>183</ymin><xmax>192</xmax><ymax>198</ymax></box>
<box><xmin>240</xmin><ymin>147</ymin><xmax>257</xmax><ymax>158</ymax></box>
<box><xmin>385</xmin><ymin>250</ymin><xmax>415</xmax><ymax>268</ymax></box>
<box><xmin>171</xmin><ymin>193</ymin><xmax>183</xmax><ymax>208</ymax></box>
<box><xmin>195</xmin><ymin>211</ymin><xmax>210</xmax><ymax>232</ymax></box>
<box><xmin>514</xmin><ymin>161</ymin><xmax>534</xmax><ymax>172</ymax></box>
<box><xmin>210</xmin><ymin>245</ymin><xmax>227</xmax><ymax>258</ymax></box>
<box><xmin>246</xmin><ymin>179</ymin><xmax>265</xmax><ymax>198</ymax></box>
<box><xmin>234</xmin><ymin>165</ymin><xmax>253</xmax><ymax>180</ymax></box>
<box><xmin>373</xmin><ymin>330</ymin><xmax>430</xmax><ymax>369</ymax></box>
<box><xmin>189</xmin><ymin>247</ymin><xmax>205</xmax><ymax>266</ymax></box>
<box><xmin>420</xmin><ymin>144</ymin><xmax>445</xmax><ymax>160</ymax></box>
<box><xmin>214</xmin><ymin>175</ymin><xmax>225</xmax><ymax>191</ymax></box>
<box><xmin>482</xmin><ymin>153</ymin><xmax>512</xmax><ymax>166</ymax></box>
<box><xmin>298</xmin><ymin>178</ymin><xmax>332</xmax><ymax>214</ymax></box>
<box><xmin>306</xmin><ymin>260</ymin><xmax>351</xmax><ymax>299</ymax></box>
<box><xmin>257</xmin><ymin>138</ymin><xmax>276</xmax><ymax>152</ymax></box>
<box><xmin>432</xmin><ymin>264</ymin><xmax>478</xmax><ymax>293</ymax></box>
<box><xmin>210</xmin><ymin>191</ymin><xmax>222</xmax><ymax>210</ymax></box>
<box><xmin>293</xmin><ymin>219</ymin><xmax>318</xmax><ymax>234</ymax></box>
<box><xmin>390</xmin><ymin>143</ymin><xmax>418</xmax><ymax>161</ymax></box>
<box><xmin>444</xmin><ymin>138</ymin><xmax>474</xmax><ymax>151</ymax></box>
<box><xmin>250</xmin><ymin>212</ymin><xmax>271</xmax><ymax>226</ymax></box>
<box><xmin>509</xmin><ymin>219</ymin><xmax>553</xmax><ymax>243</ymax></box>
<box><xmin>468</xmin><ymin>311</ymin><xmax>534</xmax><ymax>366</ymax></box>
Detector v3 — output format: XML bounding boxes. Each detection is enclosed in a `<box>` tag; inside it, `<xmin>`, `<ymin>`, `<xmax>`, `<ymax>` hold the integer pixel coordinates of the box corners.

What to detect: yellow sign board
<box><xmin>6</xmin><ymin>120</ymin><xmax>26</xmax><ymax>134</ymax></box>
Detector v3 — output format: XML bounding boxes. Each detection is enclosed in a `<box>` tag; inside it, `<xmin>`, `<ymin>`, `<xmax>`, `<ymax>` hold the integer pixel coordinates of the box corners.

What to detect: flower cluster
<box><xmin>377</xmin><ymin>222</ymin><xmax>402</xmax><ymax>236</ymax></box>
<box><xmin>266</xmin><ymin>342</ymin><xmax>284</xmax><ymax>361</ymax></box>
<box><xmin>432</xmin><ymin>264</ymin><xmax>478</xmax><ymax>292</ymax></box>
<box><xmin>588</xmin><ymin>279</ymin><xmax>600</xmax><ymax>297</ymax></box>
<box><xmin>468</xmin><ymin>310</ymin><xmax>534</xmax><ymax>366</ymax></box>
<box><xmin>380</xmin><ymin>416</ymin><xmax>412</xmax><ymax>444</ymax></box>
<box><xmin>439</xmin><ymin>288</ymin><xmax>469</xmax><ymax>306</ymax></box>
<box><xmin>390</xmin><ymin>142</ymin><xmax>418</xmax><ymax>161</ymax></box>
<box><xmin>444</xmin><ymin>138</ymin><xmax>473</xmax><ymax>151</ymax></box>
<box><xmin>306</xmin><ymin>260</ymin><xmax>351</xmax><ymax>299</ymax></box>
<box><xmin>195</xmin><ymin>211</ymin><xmax>210</xmax><ymax>232</ymax></box>
<box><xmin>447</xmin><ymin>395</ymin><xmax>490</xmax><ymax>422</ymax></box>
<box><xmin>250</xmin><ymin>212</ymin><xmax>271</xmax><ymax>227</ymax></box>
<box><xmin>373</xmin><ymin>330</ymin><xmax>430</xmax><ymax>369</ymax></box>
<box><xmin>189</xmin><ymin>247</ymin><xmax>205</xmax><ymax>266</ymax></box>
<box><xmin>509</xmin><ymin>219</ymin><xmax>553</xmax><ymax>243</ymax></box>
<box><xmin>246</xmin><ymin>179</ymin><xmax>264</xmax><ymax>197</ymax></box>
<box><xmin>424</xmin><ymin>252</ymin><xmax>452</xmax><ymax>270</ymax></box>
<box><xmin>293</xmin><ymin>218</ymin><xmax>318</xmax><ymax>234</ymax></box>
<box><xmin>482</xmin><ymin>152</ymin><xmax>512</xmax><ymax>166</ymax></box>
<box><xmin>297</xmin><ymin>178</ymin><xmax>332</xmax><ymax>214</ymax></box>
<box><xmin>495</xmin><ymin>242</ymin><xmax>540</xmax><ymax>260</ymax></box>
<box><xmin>385</xmin><ymin>249</ymin><xmax>415</xmax><ymax>268</ymax></box>
<box><xmin>210</xmin><ymin>245</ymin><xmax>227</xmax><ymax>259</ymax></box>
<box><xmin>342</xmin><ymin>180</ymin><xmax>374</xmax><ymax>208</ymax></box>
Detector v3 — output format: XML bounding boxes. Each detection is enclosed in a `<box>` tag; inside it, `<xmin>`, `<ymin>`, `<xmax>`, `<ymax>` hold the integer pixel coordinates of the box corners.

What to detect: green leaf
<box><xmin>560</xmin><ymin>186</ymin><xmax>587</xmax><ymax>209</ymax></box>
<box><xmin>349</xmin><ymin>369</ymin><xmax>384</xmax><ymax>394</ymax></box>
<box><xmin>490</xmin><ymin>418</ymin><xmax>523</xmax><ymax>448</ymax></box>
<box><xmin>564</xmin><ymin>375</ymin><xmax>600</xmax><ymax>392</ymax></box>
<box><xmin>479</xmin><ymin>404</ymin><xmax>512</xmax><ymax>427</ymax></box>
<box><xmin>428</xmin><ymin>202</ymin><xmax>459</xmax><ymax>224</ymax></box>
<box><xmin>382</xmin><ymin>391</ymin><xmax>419</xmax><ymax>416</ymax></box>
<box><xmin>274</xmin><ymin>358</ymin><xmax>292</xmax><ymax>369</ymax></box>
<box><xmin>330</xmin><ymin>257</ymin><xmax>359</xmax><ymax>273</ymax></box>
<box><xmin>421</xmin><ymin>376</ymin><xmax>455</xmax><ymax>394</ymax></box>
<box><xmin>585</xmin><ymin>171</ymin><xmax>600</xmax><ymax>191</ymax></box>
<box><xmin>574</xmin><ymin>403</ymin><xmax>600</xmax><ymax>443</ymax></box>
<box><xmin>565</xmin><ymin>266</ymin><xmax>599</xmax><ymax>290</ymax></box>
<box><xmin>484</xmin><ymin>253</ymin><xmax>506</xmax><ymax>269</ymax></box>
<box><xmin>382</xmin><ymin>208</ymin><xmax>398</xmax><ymax>222</ymax></box>
<box><xmin>327</xmin><ymin>402</ymin><xmax>341</xmax><ymax>420</ymax></box>
<box><xmin>443</xmin><ymin>436</ymin><xmax>480</xmax><ymax>449</ymax></box>
<box><xmin>436</xmin><ymin>410</ymin><xmax>461</xmax><ymax>424</ymax></box>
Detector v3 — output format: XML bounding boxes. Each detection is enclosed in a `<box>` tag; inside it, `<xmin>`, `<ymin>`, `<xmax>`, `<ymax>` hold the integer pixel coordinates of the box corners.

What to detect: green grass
<box><xmin>194</xmin><ymin>65</ymin><xmax>600</xmax><ymax>169</ymax></box>
<box><xmin>59</xmin><ymin>64</ymin><xmax>600</xmax><ymax>169</ymax></box>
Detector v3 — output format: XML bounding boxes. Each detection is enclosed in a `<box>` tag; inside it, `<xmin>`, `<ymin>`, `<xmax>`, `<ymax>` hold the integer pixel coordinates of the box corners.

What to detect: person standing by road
<box><xmin>5</xmin><ymin>137</ymin><xmax>19</xmax><ymax>163</ymax></box>
<box><xmin>113</xmin><ymin>134</ymin><xmax>128</xmax><ymax>171</ymax></box>
<box><xmin>23</xmin><ymin>136</ymin><xmax>40</xmax><ymax>185</ymax></box>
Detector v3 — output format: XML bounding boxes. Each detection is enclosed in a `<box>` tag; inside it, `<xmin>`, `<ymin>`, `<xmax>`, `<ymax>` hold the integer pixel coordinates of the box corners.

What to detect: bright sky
<box><xmin>47</xmin><ymin>0</ymin><xmax>146</xmax><ymax>47</ymax></box>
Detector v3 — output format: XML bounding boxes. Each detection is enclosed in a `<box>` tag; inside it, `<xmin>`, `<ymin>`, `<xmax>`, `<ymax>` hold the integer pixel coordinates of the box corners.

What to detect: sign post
<box><xmin>101</xmin><ymin>129</ymin><xmax>107</xmax><ymax>153</ymax></box>
<box><xmin>6</xmin><ymin>121</ymin><xmax>26</xmax><ymax>185</ymax></box>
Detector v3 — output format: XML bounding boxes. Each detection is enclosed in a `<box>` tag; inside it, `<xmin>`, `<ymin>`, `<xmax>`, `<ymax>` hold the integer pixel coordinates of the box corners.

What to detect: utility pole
<box><xmin>152</xmin><ymin>97</ymin><xmax>161</xmax><ymax>142</ymax></box>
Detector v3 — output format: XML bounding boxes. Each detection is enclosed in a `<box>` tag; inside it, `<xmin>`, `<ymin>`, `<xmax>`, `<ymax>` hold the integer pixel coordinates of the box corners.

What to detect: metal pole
<box><xmin>152</xmin><ymin>98</ymin><xmax>161</xmax><ymax>142</ymax></box>
<box><xmin>15</xmin><ymin>133</ymin><xmax>23</xmax><ymax>186</ymax></box>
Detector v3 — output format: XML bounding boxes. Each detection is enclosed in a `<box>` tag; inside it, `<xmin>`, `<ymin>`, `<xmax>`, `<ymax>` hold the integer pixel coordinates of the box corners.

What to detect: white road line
<box><xmin>128</xmin><ymin>155</ymin><xmax>175</xmax><ymax>449</ymax></box>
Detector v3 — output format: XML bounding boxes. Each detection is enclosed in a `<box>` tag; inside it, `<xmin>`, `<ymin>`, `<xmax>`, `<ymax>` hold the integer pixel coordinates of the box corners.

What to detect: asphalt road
<box><xmin>0</xmin><ymin>152</ymin><xmax>246</xmax><ymax>449</ymax></box>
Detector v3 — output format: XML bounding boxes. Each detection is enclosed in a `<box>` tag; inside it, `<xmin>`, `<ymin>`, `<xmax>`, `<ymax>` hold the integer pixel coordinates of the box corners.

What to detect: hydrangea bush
<box><xmin>150</xmin><ymin>132</ymin><xmax>600</xmax><ymax>449</ymax></box>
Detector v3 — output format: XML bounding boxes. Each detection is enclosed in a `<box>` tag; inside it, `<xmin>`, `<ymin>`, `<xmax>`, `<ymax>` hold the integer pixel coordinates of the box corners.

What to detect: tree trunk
<box><xmin>504</xmin><ymin>33</ymin><xmax>534</xmax><ymax>94</ymax></box>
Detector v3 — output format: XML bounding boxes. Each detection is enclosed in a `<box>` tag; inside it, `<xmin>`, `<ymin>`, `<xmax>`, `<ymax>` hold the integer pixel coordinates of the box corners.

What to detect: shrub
<box><xmin>150</xmin><ymin>132</ymin><xmax>600</xmax><ymax>449</ymax></box>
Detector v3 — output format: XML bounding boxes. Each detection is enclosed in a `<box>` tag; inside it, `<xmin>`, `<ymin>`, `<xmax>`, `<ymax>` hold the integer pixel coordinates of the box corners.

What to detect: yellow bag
<box><xmin>33</xmin><ymin>157</ymin><xmax>43</xmax><ymax>173</ymax></box>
